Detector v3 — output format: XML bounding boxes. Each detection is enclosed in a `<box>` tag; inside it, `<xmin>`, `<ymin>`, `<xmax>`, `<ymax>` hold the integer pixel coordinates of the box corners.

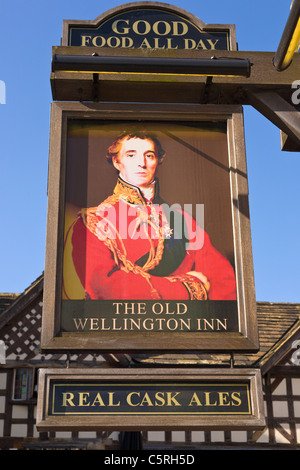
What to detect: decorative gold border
<box><xmin>50</xmin><ymin>382</ymin><xmax>251</xmax><ymax>415</ymax></box>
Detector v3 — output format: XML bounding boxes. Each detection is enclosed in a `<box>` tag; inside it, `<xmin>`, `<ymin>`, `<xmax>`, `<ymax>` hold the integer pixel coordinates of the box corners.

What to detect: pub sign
<box><xmin>36</xmin><ymin>368</ymin><xmax>265</xmax><ymax>431</ymax></box>
<box><xmin>41</xmin><ymin>3</ymin><xmax>258</xmax><ymax>353</ymax></box>
<box><xmin>62</xmin><ymin>2</ymin><xmax>236</xmax><ymax>51</ymax></box>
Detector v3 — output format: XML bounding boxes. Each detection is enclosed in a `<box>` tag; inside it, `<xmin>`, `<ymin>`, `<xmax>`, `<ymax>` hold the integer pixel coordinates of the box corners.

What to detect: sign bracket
<box><xmin>247</xmin><ymin>90</ymin><xmax>300</xmax><ymax>148</ymax></box>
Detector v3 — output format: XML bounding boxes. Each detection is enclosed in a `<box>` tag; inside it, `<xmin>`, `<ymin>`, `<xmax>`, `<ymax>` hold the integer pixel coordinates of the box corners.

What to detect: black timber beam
<box><xmin>50</xmin><ymin>48</ymin><xmax>300</xmax><ymax>151</ymax></box>
<box><xmin>247</xmin><ymin>90</ymin><xmax>300</xmax><ymax>150</ymax></box>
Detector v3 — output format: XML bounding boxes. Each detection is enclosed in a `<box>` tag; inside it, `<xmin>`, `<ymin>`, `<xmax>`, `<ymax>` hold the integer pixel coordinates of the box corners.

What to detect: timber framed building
<box><xmin>0</xmin><ymin>274</ymin><xmax>300</xmax><ymax>450</ymax></box>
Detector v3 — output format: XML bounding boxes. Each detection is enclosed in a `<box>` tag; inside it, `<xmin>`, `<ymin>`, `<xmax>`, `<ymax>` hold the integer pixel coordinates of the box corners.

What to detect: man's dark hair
<box><xmin>106</xmin><ymin>127</ymin><xmax>166</xmax><ymax>164</ymax></box>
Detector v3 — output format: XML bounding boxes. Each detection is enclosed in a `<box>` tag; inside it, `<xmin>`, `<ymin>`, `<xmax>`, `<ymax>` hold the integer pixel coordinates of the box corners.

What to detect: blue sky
<box><xmin>0</xmin><ymin>0</ymin><xmax>299</xmax><ymax>303</ymax></box>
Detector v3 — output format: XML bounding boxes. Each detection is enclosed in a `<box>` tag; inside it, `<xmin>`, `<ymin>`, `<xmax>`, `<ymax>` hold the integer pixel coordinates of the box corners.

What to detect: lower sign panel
<box><xmin>37</xmin><ymin>368</ymin><xmax>265</xmax><ymax>431</ymax></box>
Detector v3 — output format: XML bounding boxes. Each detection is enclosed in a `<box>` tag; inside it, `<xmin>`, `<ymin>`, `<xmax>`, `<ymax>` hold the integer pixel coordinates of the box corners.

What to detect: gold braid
<box><xmin>80</xmin><ymin>191</ymin><xmax>206</xmax><ymax>301</ymax></box>
<box><xmin>81</xmin><ymin>199</ymin><xmax>165</xmax><ymax>299</ymax></box>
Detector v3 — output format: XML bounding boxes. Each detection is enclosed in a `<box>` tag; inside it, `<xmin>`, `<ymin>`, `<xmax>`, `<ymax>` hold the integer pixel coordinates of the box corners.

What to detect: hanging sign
<box><xmin>41</xmin><ymin>102</ymin><xmax>258</xmax><ymax>353</ymax></box>
<box><xmin>36</xmin><ymin>368</ymin><xmax>265</xmax><ymax>431</ymax></box>
<box><xmin>42</xmin><ymin>5</ymin><xmax>257</xmax><ymax>354</ymax></box>
<box><xmin>62</xmin><ymin>3</ymin><xmax>236</xmax><ymax>51</ymax></box>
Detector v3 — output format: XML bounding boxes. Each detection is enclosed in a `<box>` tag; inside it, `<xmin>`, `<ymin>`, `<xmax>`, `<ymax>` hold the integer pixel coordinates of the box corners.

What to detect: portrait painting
<box><xmin>60</xmin><ymin>119</ymin><xmax>239</xmax><ymax>335</ymax></box>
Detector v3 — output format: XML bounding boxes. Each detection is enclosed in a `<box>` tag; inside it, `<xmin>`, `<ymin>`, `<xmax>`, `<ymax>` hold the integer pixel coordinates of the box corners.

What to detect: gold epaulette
<box><xmin>79</xmin><ymin>193</ymin><xmax>120</xmax><ymax>238</ymax></box>
<box><xmin>79</xmin><ymin>206</ymin><xmax>99</xmax><ymax>238</ymax></box>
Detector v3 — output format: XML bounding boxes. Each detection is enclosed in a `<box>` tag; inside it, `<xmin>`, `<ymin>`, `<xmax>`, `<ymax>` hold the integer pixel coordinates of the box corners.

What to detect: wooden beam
<box><xmin>281</xmin><ymin>130</ymin><xmax>300</xmax><ymax>151</ymax></box>
<box><xmin>49</xmin><ymin>48</ymin><xmax>300</xmax><ymax>151</ymax></box>
<box><xmin>0</xmin><ymin>276</ymin><xmax>43</xmax><ymax>329</ymax></box>
<box><xmin>50</xmin><ymin>48</ymin><xmax>300</xmax><ymax>101</ymax></box>
<box><xmin>247</xmin><ymin>90</ymin><xmax>300</xmax><ymax>150</ymax></box>
<box><xmin>101</xmin><ymin>353</ymin><xmax>132</xmax><ymax>367</ymax></box>
<box><xmin>260</xmin><ymin>318</ymin><xmax>300</xmax><ymax>376</ymax></box>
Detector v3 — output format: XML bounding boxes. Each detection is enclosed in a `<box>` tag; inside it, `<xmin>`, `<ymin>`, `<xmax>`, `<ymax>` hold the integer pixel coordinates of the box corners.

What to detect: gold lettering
<box><xmin>140</xmin><ymin>392</ymin><xmax>154</xmax><ymax>406</ymax></box>
<box><xmin>184</xmin><ymin>38</ymin><xmax>196</xmax><ymax>49</ymax></box>
<box><xmin>179</xmin><ymin>318</ymin><xmax>191</xmax><ymax>330</ymax></box>
<box><xmin>112</xmin><ymin>19</ymin><xmax>130</xmax><ymax>35</ymax></box>
<box><xmin>156</xmin><ymin>318</ymin><xmax>164</xmax><ymax>330</ymax></box>
<box><xmin>166</xmin><ymin>318</ymin><xmax>178</xmax><ymax>330</ymax></box>
<box><xmin>152</xmin><ymin>302</ymin><xmax>164</xmax><ymax>314</ymax></box>
<box><xmin>137</xmin><ymin>303</ymin><xmax>147</xmax><ymax>314</ymax></box>
<box><xmin>113</xmin><ymin>302</ymin><xmax>147</xmax><ymax>314</ymax></box>
<box><xmin>112</xmin><ymin>318</ymin><xmax>122</xmax><ymax>330</ymax></box>
<box><xmin>166</xmin><ymin>391</ymin><xmax>181</xmax><ymax>406</ymax></box>
<box><xmin>203</xmin><ymin>319</ymin><xmax>214</xmax><ymax>330</ymax></box>
<box><xmin>177</xmin><ymin>303</ymin><xmax>187</xmax><ymax>314</ymax></box>
<box><xmin>62</xmin><ymin>392</ymin><xmax>75</xmax><ymax>407</ymax></box>
<box><xmin>218</xmin><ymin>392</ymin><xmax>230</xmax><ymax>406</ymax></box>
<box><xmin>113</xmin><ymin>302</ymin><xmax>123</xmax><ymax>314</ymax></box>
<box><xmin>108</xmin><ymin>392</ymin><xmax>120</xmax><ymax>406</ymax></box>
<box><xmin>107</xmin><ymin>36</ymin><xmax>121</xmax><ymax>48</ymax></box>
<box><xmin>90</xmin><ymin>318</ymin><xmax>99</xmax><ymax>330</ymax></box>
<box><xmin>154</xmin><ymin>37</ymin><xmax>166</xmax><ymax>49</ymax></box>
<box><xmin>129</xmin><ymin>318</ymin><xmax>141</xmax><ymax>330</ymax></box>
<box><xmin>123</xmin><ymin>318</ymin><xmax>129</xmax><ymax>330</ymax></box>
<box><xmin>127</xmin><ymin>392</ymin><xmax>140</xmax><ymax>406</ymax></box>
<box><xmin>91</xmin><ymin>393</ymin><xmax>105</xmax><ymax>406</ymax></box>
<box><xmin>81</xmin><ymin>35</ymin><xmax>92</xmax><ymax>46</ymax></box>
<box><xmin>197</xmin><ymin>318</ymin><xmax>227</xmax><ymax>331</ymax></box>
<box><xmin>124</xmin><ymin>302</ymin><xmax>137</xmax><ymax>314</ymax></box>
<box><xmin>216</xmin><ymin>318</ymin><xmax>227</xmax><ymax>330</ymax></box>
<box><xmin>172</xmin><ymin>21</ymin><xmax>188</xmax><ymax>36</ymax></box>
<box><xmin>139</xmin><ymin>38</ymin><xmax>152</xmax><ymax>49</ymax></box>
<box><xmin>188</xmin><ymin>392</ymin><xmax>203</xmax><ymax>406</ymax></box>
<box><xmin>231</xmin><ymin>392</ymin><xmax>242</xmax><ymax>407</ymax></box>
<box><xmin>154</xmin><ymin>392</ymin><xmax>166</xmax><ymax>406</ymax></box>
<box><xmin>166</xmin><ymin>38</ymin><xmax>178</xmax><ymax>49</ymax></box>
<box><xmin>143</xmin><ymin>318</ymin><xmax>154</xmax><ymax>330</ymax></box>
<box><xmin>73</xmin><ymin>318</ymin><xmax>88</xmax><ymax>330</ymax></box>
<box><xmin>165</xmin><ymin>303</ymin><xmax>175</xmax><ymax>314</ymax></box>
<box><xmin>207</xmin><ymin>39</ymin><xmax>219</xmax><ymax>50</ymax></box>
<box><xmin>100</xmin><ymin>318</ymin><xmax>111</xmax><ymax>330</ymax></box>
<box><xmin>204</xmin><ymin>392</ymin><xmax>217</xmax><ymax>406</ymax></box>
<box><xmin>153</xmin><ymin>302</ymin><xmax>187</xmax><ymax>315</ymax></box>
<box><xmin>78</xmin><ymin>392</ymin><xmax>90</xmax><ymax>406</ymax></box>
<box><xmin>133</xmin><ymin>20</ymin><xmax>151</xmax><ymax>35</ymax></box>
<box><xmin>124</xmin><ymin>303</ymin><xmax>133</xmax><ymax>314</ymax></box>
<box><xmin>153</xmin><ymin>21</ymin><xmax>171</xmax><ymax>36</ymax></box>
<box><xmin>92</xmin><ymin>36</ymin><xmax>105</xmax><ymax>47</ymax></box>
<box><xmin>196</xmin><ymin>40</ymin><xmax>208</xmax><ymax>50</ymax></box>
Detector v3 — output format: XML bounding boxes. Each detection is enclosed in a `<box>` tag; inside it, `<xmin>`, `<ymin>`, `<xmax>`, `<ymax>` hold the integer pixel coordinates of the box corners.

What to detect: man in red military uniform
<box><xmin>70</xmin><ymin>129</ymin><xmax>236</xmax><ymax>301</ymax></box>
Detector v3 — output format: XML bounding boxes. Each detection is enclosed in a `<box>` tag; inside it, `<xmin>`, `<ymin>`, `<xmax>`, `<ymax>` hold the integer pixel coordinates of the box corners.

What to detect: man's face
<box><xmin>113</xmin><ymin>137</ymin><xmax>159</xmax><ymax>188</ymax></box>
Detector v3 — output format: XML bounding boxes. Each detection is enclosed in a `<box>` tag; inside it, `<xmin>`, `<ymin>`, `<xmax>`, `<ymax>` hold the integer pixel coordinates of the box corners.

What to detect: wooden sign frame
<box><xmin>41</xmin><ymin>101</ymin><xmax>258</xmax><ymax>353</ymax></box>
<box><xmin>36</xmin><ymin>367</ymin><xmax>265</xmax><ymax>431</ymax></box>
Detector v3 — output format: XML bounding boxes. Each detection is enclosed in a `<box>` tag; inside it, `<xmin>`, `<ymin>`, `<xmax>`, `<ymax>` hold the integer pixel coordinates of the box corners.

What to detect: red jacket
<box><xmin>70</xmin><ymin>178</ymin><xmax>236</xmax><ymax>301</ymax></box>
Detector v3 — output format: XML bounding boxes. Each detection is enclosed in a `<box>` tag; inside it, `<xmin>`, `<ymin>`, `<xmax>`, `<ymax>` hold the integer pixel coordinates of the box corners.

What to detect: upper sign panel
<box><xmin>63</xmin><ymin>2</ymin><xmax>236</xmax><ymax>51</ymax></box>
